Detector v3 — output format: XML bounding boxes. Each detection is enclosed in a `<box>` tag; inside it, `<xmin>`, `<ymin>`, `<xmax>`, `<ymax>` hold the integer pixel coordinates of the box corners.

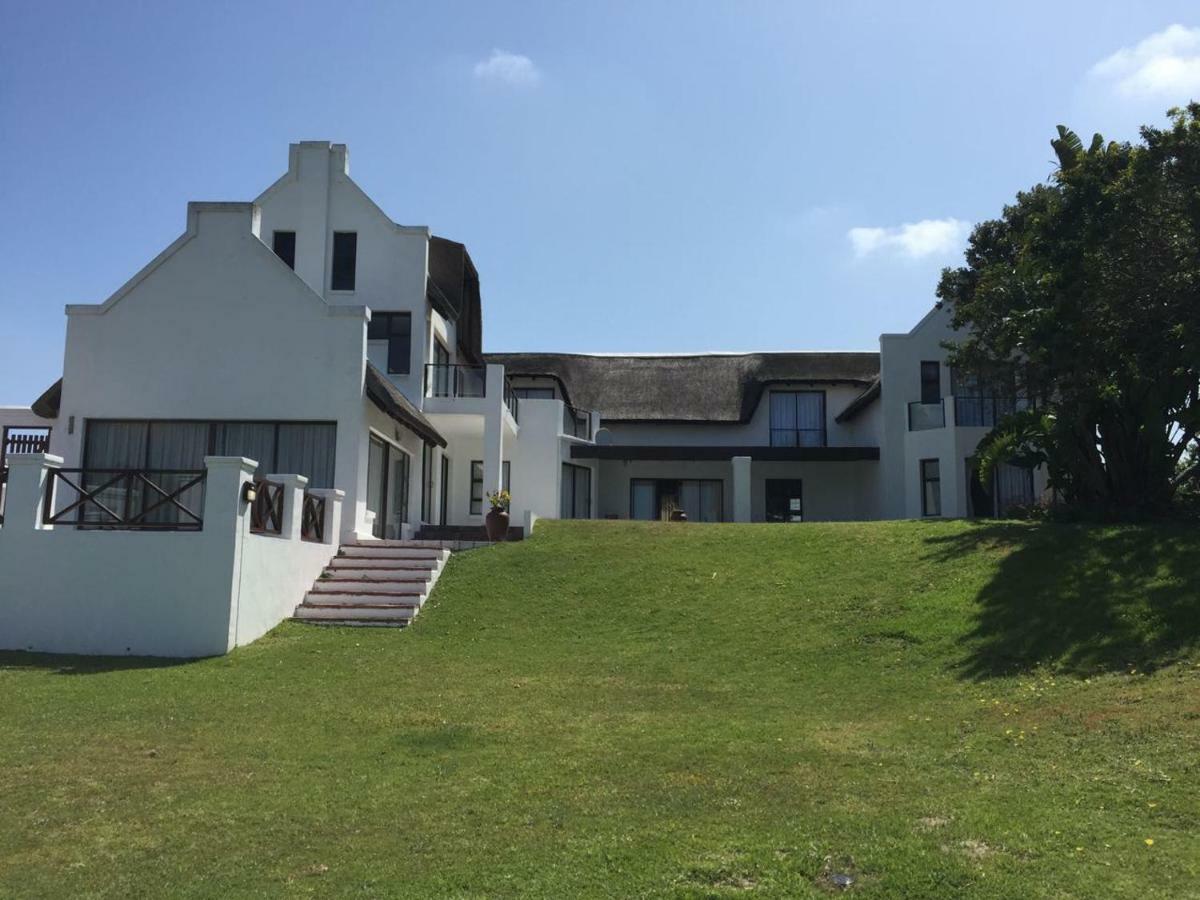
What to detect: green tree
<box><xmin>937</xmin><ymin>105</ymin><xmax>1200</xmax><ymax>517</ymax></box>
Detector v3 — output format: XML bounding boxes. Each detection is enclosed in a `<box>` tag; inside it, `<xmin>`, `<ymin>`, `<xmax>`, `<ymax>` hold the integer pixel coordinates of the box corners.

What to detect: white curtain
<box><xmin>145</xmin><ymin>422</ymin><xmax>208</xmax><ymax>524</ymax></box>
<box><xmin>996</xmin><ymin>463</ymin><xmax>1034</xmax><ymax>514</ymax></box>
<box><xmin>277</xmin><ymin>423</ymin><xmax>336</xmax><ymax>489</ymax></box>
<box><xmin>212</xmin><ymin>423</ymin><xmax>276</xmax><ymax>479</ymax></box>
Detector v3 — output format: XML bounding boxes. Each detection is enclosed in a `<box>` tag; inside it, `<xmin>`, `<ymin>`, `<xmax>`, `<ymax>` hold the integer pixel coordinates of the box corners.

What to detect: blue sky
<box><xmin>3</xmin><ymin>2</ymin><xmax>1200</xmax><ymax>403</ymax></box>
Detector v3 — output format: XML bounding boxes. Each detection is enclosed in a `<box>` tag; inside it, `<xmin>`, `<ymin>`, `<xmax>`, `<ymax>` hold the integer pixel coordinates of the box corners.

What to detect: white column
<box><xmin>3</xmin><ymin>453</ymin><xmax>62</xmax><ymax>530</ymax></box>
<box><xmin>483</xmin><ymin>364</ymin><xmax>506</xmax><ymax>499</ymax></box>
<box><xmin>732</xmin><ymin>455</ymin><xmax>752</xmax><ymax>523</ymax></box>
<box><xmin>307</xmin><ymin>488</ymin><xmax>344</xmax><ymax>545</ymax></box>
<box><xmin>203</xmin><ymin>457</ymin><xmax>258</xmax><ymax>536</ymax></box>
<box><xmin>265</xmin><ymin>473</ymin><xmax>308</xmax><ymax>541</ymax></box>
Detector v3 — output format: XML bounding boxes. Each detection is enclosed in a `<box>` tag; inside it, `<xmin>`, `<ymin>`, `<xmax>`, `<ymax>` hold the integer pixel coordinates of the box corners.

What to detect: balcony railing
<box><xmin>907</xmin><ymin>400</ymin><xmax>946</xmax><ymax>431</ymax></box>
<box><xmin>1</xmin><ymin>426</ymin><xmax>50</xmax><ymax>468</ymax></box>
<box><xmin>503</xmin><ymin>378</ymin><xmax>520</xmax><ymax>424</ymax></box>
<box><xmin>249</xmin><ymin>479</ymin><xmax>284</xmax><ymax>535</ymax></box>
<box><xmin>424</xmin><ymin>364</ymin><xmax>486</xmax><ymax>399</ymax></box>
<box><xmin>43</xmin><ymin>468</ymin><xmax>207</xmax><ymax>530</ymax></box>
<box><xmin>562</xmin><ymin>404</ymin><xmax>593</xmax><ymax>440</ymax></box>
<box><xmin>300</xmin><ymin>490</ymin><xmax>326</xmax><ymax>542</ymax></box>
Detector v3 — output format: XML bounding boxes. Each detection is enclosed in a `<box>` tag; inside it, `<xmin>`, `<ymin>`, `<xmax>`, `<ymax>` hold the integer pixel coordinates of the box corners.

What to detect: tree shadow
<box><xmin>922</xmin><ymin>522</ymin><xmax>1200</xmax><ymax>680</ymax></box>
<box><xmin>0</xmin><ymin>650</ymin><xmax>200</xmax><ymax>675</ymax></box>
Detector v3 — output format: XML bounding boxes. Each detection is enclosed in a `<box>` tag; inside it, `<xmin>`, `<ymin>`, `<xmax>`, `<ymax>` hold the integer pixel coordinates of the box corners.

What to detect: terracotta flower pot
<box><xmin>484</xmin><ymin>507</ymin><xmax>510</xmax><ymax>542</ymax></box>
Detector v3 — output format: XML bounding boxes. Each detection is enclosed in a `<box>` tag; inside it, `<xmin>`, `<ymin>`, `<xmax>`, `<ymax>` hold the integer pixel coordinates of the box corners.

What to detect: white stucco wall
<box><xmin>0</xmin><ymin>456</ymin><xmax>341</xmax><ymax>658</ymax></box>
<box><xmin>255</xmin><ymin>142</ymin><xmax>433</xmax><ymax>406</ymax></box>
<box><xmin>53</xmin><ymin>202</ymin><xmax>373</xmax><ymax>537</ymax></box>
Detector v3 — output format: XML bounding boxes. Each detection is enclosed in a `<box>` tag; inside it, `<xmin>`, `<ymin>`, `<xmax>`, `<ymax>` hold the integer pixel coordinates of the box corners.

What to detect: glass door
<box><xmin>765</xmin><ymin>479</ymin><xmax>804</xmax><ymax>522</ymax></box>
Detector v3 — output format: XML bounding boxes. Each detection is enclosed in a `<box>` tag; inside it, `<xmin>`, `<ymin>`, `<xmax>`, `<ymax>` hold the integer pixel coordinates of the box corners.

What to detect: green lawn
<box><xmin>2</xmin><ymin>520</ymin><xmax>1199</xmax><ymax>898</ymax></box>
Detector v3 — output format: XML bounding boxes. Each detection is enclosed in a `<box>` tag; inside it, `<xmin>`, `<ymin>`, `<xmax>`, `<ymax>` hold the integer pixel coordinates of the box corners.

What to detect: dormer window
<box><xmin>331</xmin><ymin>232</ymin><xmax>357</xmax><ymax>291</ymax></box>
<box><xmin>272</xmin><ymin>231</ymin><xmax>296</xmax><ymax>269</ymax></box>
<box><xmin>367</xmin><ymin>312</ymin><xmax>412</xmax><ymax>375</ymax></box>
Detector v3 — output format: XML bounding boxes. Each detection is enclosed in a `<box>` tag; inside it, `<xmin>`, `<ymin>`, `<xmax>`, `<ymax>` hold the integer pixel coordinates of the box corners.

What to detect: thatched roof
<box><xmin>365</xmin><ymin>363</ymin><xmax>446</xmax><ymax>447</ymax></box>
<box><xmin>31</xmin><ymin>379</ymin><xmax>62</xmax><ymax>419</ymax></box>
<box><xmin>834</xmin><ymin>377</ymin><xmax>881</xmax><ymax>423</ymax></box>
<box><xmin>485</xmin><ymin>352</ymin><xmax>880</xmax><ymax>422</ymax></box>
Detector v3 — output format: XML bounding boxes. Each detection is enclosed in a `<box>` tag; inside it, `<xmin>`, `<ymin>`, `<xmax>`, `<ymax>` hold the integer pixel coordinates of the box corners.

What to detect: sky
<box><xmin>3</xmin><ymin>1</ymin><xmax>1200</xmax><ymax>403</ymax></box>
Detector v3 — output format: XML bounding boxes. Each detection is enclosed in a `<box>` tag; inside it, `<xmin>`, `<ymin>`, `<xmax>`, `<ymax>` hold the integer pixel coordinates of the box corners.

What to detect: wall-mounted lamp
<box><xmin>242</xmin><ymin>482</ymin><xmax>258</xmax><ymax>504</ymax></box>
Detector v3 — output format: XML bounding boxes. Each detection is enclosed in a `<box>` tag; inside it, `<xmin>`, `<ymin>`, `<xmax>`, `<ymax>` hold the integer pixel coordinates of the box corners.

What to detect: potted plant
<box><xmin>484</xmin><ymin>488</ymin><xmax>511</xmax><ymax>542</ymax></box>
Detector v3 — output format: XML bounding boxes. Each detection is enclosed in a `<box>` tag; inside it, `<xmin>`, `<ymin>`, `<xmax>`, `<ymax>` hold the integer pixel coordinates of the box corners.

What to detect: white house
<box><xmin>0</xmin><ymin>141</ymin><xmax>1044</xmax><ymax>657</ymax></box>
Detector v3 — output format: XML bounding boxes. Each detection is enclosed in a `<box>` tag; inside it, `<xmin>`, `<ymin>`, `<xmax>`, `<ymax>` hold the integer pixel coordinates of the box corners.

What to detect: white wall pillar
<box><xmin>307</xmin><ymin>488</ymin><xmax>344</xmax><ymax>545</ymax></box>
<box><xmin>3</xmin><ymin>453</ymin><xmax>62</xmax><ymax>530</ymax></box>
<box><xmin>732</xmin><ymin>455</ymin><xmax>752</xmax><ymax>523</ymax></box>
<box><xmin>266</xmin><ymin>473</ymin><xmax>308</xmax><ymax>541</ymax></box>
<box><xmin>483</xmin><ymin>364</ymin><xmax>506</xmax><ymax>498</ymax></box>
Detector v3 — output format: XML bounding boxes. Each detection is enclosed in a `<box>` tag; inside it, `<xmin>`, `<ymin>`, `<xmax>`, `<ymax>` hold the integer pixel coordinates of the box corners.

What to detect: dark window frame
<box><xmin>920</xmin><ymin>361</ymin><xmax>941</xmax><ymax>405</ymax></box>
<box><xmin>920</xmin><ymin>458</ymin><xmax>941</xmax><ymax>517</ymax></box>
<box><xmin>367</xmin><ymin>311</ymin><xmax>413</xmax><ymax>375</ymax></box>
<box><xmin>561</xmin><ymin>463</ymin><xmax>592</xmax><ymax>519</ymax></box>
<box><xmin>469</xmin><ymin>460</ymin><xmax>511</xmax><ymax>515</ymax></box>
<box><xmin>768</xmin><ymin>390</ymin><xmax>827</xmax><ymax>448</ymax></box>
<box><xmin>628</xmin><ymin>478</ymin><xmax>724</xmax><ymax>522</ymax></box>
<box><xmin>513</xmin><ymin>387</ymin><xmax>555</xmax><ymax>400</ymax></box>
<box><xmin>82</xmin><ymin>418</ymin><xmax>337</xmax><ymax>487</ymax></box>
<box><xmin>331</xmin><ymin>231</ymin><xmax>357</xmax><ymax>291</ymax></box>
<box><xmin>272</xmin><ymin>231</ymin><xmax>296</xmax><ymax>270</ymax></box>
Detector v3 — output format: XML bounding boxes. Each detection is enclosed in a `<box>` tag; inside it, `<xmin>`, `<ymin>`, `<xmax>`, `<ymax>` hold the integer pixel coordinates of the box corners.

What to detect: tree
<box><xmin>937</xmin><ymin>105</ymin><xmax>1200</xmax><ymax>518</ymax></box>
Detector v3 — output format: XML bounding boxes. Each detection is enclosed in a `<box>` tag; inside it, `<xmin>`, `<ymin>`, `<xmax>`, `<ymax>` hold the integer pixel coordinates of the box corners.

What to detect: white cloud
<box><xmin>473</xmin><ymin>49</ymin><xmax>541</xmax><ymax>87</ymax></box>
<box><xmin>1089</xmin><ymin>24</ymin><xmax>1200</xmax><ymax>101</ymax></box>
<box><xmin>847</xmin><ymin>218</ymin><xmax>971</xmax><ymax>261</ymax></box>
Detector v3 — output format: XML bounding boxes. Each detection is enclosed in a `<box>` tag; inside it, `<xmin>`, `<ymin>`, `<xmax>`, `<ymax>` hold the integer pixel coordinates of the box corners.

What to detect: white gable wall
<box><xmin>55</xmin><ymin>202</ymin><xmax>372</xmax><ymax>527</ymax></box>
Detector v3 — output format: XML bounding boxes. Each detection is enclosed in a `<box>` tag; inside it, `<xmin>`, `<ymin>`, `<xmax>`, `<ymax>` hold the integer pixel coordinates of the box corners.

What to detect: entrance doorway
<box><xmin>365</xmin><ymin>435</ymin><xmax>411</xmax><ymax>539</ymax></box>
<box><xmin>765</xmin><ymin>479</ymin><xmax>804</xmax><ymax>522</ymax></box>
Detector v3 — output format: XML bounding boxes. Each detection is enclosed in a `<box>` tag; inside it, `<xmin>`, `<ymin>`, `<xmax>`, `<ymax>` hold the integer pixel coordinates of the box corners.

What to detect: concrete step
<box><xmin>320</xmin><ymin>567</ymin><xmax>433</xmax><ymax>581</ymax></box>
<box><xmin>314</xmin><ymin>575</ymin><xmax>430</xmax><ymax>589</ymax></box>
<box><xmin>296</xmin><ymin>603</ymin><xmax>417</xmax><ymax>621</ymax></box>
<box><xmin>336</xmin><ymin>546</ymin><xmax>448</xmax><ymax>561</ymax></box>
<box><xmin>305</xmin><ymin>588</ymin><xmax>423</xmax><ymax>603</ymax></box>
<box><xmin>328</xmin><ymin>556</ymin><xmax>439</xmax><ymax>571</ymax></box>
<box><xmin>343</xmin><ymin>539</ymin><xmax>456</xmax><ymax>549</ymax></box>
<box><xmin>294</xmin><ymin>617</ymin><xmax>410</xmax><ymax>628</ymax></box>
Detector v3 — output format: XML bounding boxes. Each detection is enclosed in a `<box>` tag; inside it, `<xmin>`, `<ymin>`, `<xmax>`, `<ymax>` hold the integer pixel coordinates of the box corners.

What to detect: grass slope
<box><xmin>2</xmin><ymin>520</ymin><xmax>1199</xmax><ymax>898</ymax></box>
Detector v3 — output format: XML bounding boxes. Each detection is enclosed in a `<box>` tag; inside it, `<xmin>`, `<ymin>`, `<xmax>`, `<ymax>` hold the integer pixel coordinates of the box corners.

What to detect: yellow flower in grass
<box><xmin>1144</xmin><ymin>839</ymin><xmax>1154</xmax><ymax>847</ymax></box>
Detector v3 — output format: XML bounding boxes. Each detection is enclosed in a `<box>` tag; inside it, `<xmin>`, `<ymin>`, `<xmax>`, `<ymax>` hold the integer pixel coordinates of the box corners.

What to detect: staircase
<box><xmin>293</xmin><ymin>540</ymin><xmax>451</xmax><ymax>628</ymax></box>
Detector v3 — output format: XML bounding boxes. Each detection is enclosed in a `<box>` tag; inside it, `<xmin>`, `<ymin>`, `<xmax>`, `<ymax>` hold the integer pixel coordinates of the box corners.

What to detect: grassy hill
<box><xmin>2</xmin><ymin>520</ymin><xmax>1198</xmax><ymax>898</ymax></box>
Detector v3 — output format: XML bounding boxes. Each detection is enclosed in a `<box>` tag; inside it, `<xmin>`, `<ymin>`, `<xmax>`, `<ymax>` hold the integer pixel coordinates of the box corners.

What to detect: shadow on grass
<box><xmin>922</xmin><ymin>522</ymin><xmax>1200</xmax><ymax>679</ymax></box>
<box><xmin>0</xmin><ymin>650</ymin><xmax>198</xmax><ymax>675</ymax></box>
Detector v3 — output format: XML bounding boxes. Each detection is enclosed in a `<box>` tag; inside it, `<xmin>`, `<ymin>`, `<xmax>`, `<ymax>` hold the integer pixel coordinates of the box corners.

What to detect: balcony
<box><xmin>562</xmin><ymin>404</ymin><xmax>594</xmax><ymax>440</ymax></box>
<box><xmin>425</xmin><ymin>363</ymin><xmax>486</xmax><ymax>400</ymax></box>
<box><xmin>423</xmin><ymin>363</ymin><xmax>520</xmax><ymax>425</ymax></box>
<box><xmin>907</xmin><ymin>399</ymin><xmax>945</xmax><ymax>431</ymax></box>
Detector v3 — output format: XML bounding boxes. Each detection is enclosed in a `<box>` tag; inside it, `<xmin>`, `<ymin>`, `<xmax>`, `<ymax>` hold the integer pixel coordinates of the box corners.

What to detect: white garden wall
<box><xmin>0</xmin><ymin>456</ymin><xmax>341</xmax><ymax>658</ymax></box>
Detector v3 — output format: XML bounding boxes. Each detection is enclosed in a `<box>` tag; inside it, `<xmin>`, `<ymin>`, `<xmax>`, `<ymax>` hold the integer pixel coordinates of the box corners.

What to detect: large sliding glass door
<box><xmin>629</xmin><ymin>478</ymin><xmax>723</xmax><ymax>522</ymax></box>
<box><xmin>365</xmin><ymin>434</ymin><xmax>411</xmax><ymax>539</ymax></box>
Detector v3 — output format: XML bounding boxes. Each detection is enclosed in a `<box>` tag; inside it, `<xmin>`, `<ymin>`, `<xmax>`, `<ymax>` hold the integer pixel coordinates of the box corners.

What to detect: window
<box><xmin>367</xmin><ymin>312</ymin><xmax>412</xmax><ymax>375</ymax></box>
<box><xmin>469</xmin><ymin>460</ymin><xmax>510</xmax><ymax>515</ymax></box>
<box><xmin>920</xmin><ymin>459</ymin><xmax>941</xmax><ymax>517</ymax></box>
<box><xmin>561</xmin><ymin>464</ymin><xmax>592</xmax><ymax>519</ymax></box>
<box><xmin>84</xmin><ymin>420</ymin><xmax>337</xmax><ymax>488</ymax></box>
<box><xmin>272</xmin><ymin>231</ymin><xmax>296</xmax><ymax>269</ymax></box>
<box><xmin>513</xmin><ymin>387</ymin><xmax>555</xmax><ymax>400</ymax></box>
<box><xmin>331</xmin><ymin>232</ymin><xmax>357</xmax><ymax>290</ymax></box>
<box><xmin>920</xmin><ymin>361</ymin><xmax>941</xmax><ymax>404</ymax></box>
<box><xmin>769</xmin><ymin>391</ymin><xmax>825</xmax><ymax>447</ymax></box>
<box><xmin>421</xmin><ymin>444</ymin><xmax>433</xmax><ymax>523</ymax></box>
<box><xmin>629</xmin><ymin>479</ymin><xmax>722</xmax><ymax>522</ymax></box>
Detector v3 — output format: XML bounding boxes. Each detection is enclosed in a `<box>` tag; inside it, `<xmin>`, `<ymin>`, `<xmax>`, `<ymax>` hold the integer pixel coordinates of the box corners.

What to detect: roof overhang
<box><xmin>570</xmin><ymin>445</ymin><xmax>879</xmax><ymax>462</ymax></box>
<box><xmin>364</xmin><ymin>363</ymin><xmax>447</xmax><ymax>448</ymax></box>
